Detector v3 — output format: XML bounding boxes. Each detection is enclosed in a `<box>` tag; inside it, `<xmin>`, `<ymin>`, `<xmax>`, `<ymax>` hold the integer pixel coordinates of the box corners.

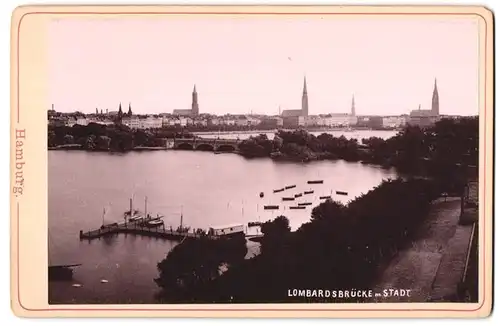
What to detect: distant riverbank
<box><xmin>47</xmin><ymin>118</ymin><xmax>478</xmax><ymax>191</ymax></box>
<box><xmin>192</xmin><ymin>126</ymin><xmax>395</xmax><ymax>136</ymax></box>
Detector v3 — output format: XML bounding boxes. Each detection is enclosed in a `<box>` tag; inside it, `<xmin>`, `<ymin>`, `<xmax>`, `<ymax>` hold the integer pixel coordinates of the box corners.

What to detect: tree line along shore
<box><xmin>49</xmin><ymin>117</ymin><xmax>478</xmax><ymax>194</ymax></box>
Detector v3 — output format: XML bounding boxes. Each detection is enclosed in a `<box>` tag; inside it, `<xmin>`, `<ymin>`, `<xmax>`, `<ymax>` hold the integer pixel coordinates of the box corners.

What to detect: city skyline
<box><xmin>49</xmin><ymin>16</ymin><xmax>479</xmax><ymax>116</ymax></box>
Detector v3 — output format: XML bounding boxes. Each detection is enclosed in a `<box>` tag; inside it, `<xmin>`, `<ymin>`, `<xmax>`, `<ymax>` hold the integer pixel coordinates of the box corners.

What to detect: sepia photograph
<box><xmin>9</xmin><ymin>6</ymin><xmax>486</xmax><ymax>312</ymax></box>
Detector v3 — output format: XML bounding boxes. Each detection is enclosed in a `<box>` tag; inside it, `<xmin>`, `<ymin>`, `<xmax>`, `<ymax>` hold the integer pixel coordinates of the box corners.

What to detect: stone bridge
<box><xmin>173</xmin><ymin>137</ymin><xmax>242</xmax><ymax>152</ymax></box>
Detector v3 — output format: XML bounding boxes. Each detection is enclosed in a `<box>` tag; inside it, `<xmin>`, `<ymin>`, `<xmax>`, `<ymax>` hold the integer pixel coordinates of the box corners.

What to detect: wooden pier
<box><xmin>79</xmin><ymin>220</ymin><xmax>219</xmax><ymax>241</ymax></box>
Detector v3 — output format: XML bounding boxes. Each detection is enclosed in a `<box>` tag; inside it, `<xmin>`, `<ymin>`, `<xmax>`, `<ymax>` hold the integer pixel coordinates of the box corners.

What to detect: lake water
<box><xmin>48</xmin><ymin>136</ymin><xmax>399</xmax><ymax>304</ymax></box>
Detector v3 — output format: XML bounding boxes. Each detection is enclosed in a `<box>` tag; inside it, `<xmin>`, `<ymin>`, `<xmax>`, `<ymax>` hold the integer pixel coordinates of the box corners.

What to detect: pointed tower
<box><xmin>302</xmin><ymin>76</ymin><xmax>309</xmax><ymax>116</ymax></box>
<box><xmin>351</xmin><ymin>95</ymin><xmax>356</xmax><ymax>116</ymax></box>
<box><xmin>118</xmin><ymin>103</ymin><xmax>123</xmax><ymax>116</ymax></box>
<box><xmin>96</xmin><ymin>108</ymin><xmax>99</xmax><ymax>115</ymax></box>
<box><xmin>191</xmin><ymin>84</ymin><xmax>199</xmax><ymax>115</ymax></box>
<box><xmin>128</xmin><ymin>103</ymin><xmax>132</xmax><ymax>117</ymax></box>
<box><xmin>431</xmin><ymin>78</ymin><xmax>439</xmax><ymax>116</ymax></box>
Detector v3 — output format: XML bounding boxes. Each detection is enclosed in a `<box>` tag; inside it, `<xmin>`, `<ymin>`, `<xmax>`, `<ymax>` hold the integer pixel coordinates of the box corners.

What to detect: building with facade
<box><xmin>121</xmin><ymin>115</ymin><xmax>140</xmax><ymax>129</ymax></box>
<box><xmin>173</xmin><ymin>85</ymin><xmax>200</xmax><ymax>116</ymax></box>
<box><xmin>283</xmin><ymin>116</ymin><xmax>305</xmax><ymax>129</ymax></box>
<box><xmin>382</xmin><ymin>116</ymin><xmax>409</xmax><ymax>128</ymax></box>
<box><xmin>324</xmin><ymin>113</ymin><xmax>358</xmax><ymax>127</ymax></box>
<box><xmin>408</xmin><ymin>79</ymin><xmax>441</xmax><ymax>127</ymax></box>
<box><xmin>281</xmin><ymin>77</ymin><xmax>309</xmax><ymax>118</ymax></box>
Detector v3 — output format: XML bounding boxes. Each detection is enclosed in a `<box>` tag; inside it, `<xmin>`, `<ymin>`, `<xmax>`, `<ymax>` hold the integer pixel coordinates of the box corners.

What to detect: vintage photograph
<box><xmin>46</xmin><ymin>12</ymin><xmax>480</xmax><ymax>305</ymax></box>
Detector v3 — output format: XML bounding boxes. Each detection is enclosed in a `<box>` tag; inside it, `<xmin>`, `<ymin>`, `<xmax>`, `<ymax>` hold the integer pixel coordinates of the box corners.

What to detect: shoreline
<box><xmin>191</xmin><ymin>127</ymin><xmax>397</xmax><ymax>135</ymax></box>
<box><xmin>48</xmin><ymin>144</ymin><xmax>395</xmax><ymax>169</ymax></box>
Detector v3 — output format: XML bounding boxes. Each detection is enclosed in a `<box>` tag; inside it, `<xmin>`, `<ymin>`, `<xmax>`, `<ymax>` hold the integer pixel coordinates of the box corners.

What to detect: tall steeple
<box><xmin>118</xmin><ymin>103</ymin><xmax>123</xmax><ymax>117</ymax></box>
<box><xmin>191</xmin><ymin>84</ymin><xmax>199</xmax><ymax>115</ymax></box>
<box><xmin>301</xmin><ymin>76</ymin><xmax>309</xmax><ymax>116</ymax></box>
<box><xmin>128</xmin><ymin>103</ymin><xmax>132</xmax><ymax>116</ymax></box>
<box><xmin>351</xmin><ymin>95</ymin><xmax>356</xmax><ymax>116</ymax></box>
<box><xmin>431</xmin><ymin>78</ymin><xmax>439</xmax><ymax>116</ymax></box>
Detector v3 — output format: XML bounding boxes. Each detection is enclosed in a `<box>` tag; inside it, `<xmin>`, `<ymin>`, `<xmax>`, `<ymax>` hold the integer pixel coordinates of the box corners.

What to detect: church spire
<box><xmin>432</xmin><ymin>78</ymin><xmax>439</xmax><ymax>115</ymax></box>
<box><xmin>128</xmin><ymin>103</ymin><xmax>132</xmax><ymax>116</ymax></box>
<box><xmin>191</xmin><ymin>84</ymin><xmax>199</xmax><ymax>115</ymax></box>
<box><xmin>301</xmin><ymin>76</ymin><xmax>308</xmax><ymax>116</ymax></box>
<box><xmin>351</xmin><ymin>94</ymin><xmax>356</xmax><ymax>116</ymax></box>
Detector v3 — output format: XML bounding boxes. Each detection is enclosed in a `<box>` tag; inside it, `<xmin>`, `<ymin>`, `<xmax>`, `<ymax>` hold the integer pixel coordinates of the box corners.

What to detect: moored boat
<box><xmin>298</xmin><ymin>202</ymin><xmax>312</xmax><ymax>206</ymax></box>
<box><xmin>336</xmin><ymin>191</ymin><xmax>348</xmax><ymax>196</ymax></box>
<box><xmin>308</xmin><ymin>180</ymin><xmax>324</xmax><ymax>184</ymax></box>
<box><xmin>273</xmin><ymin>188</ymin><xmax>285</xmax><ymax>193</ymax></box>
<box><xmin>282</xmin><ymin>197</ymin><xmax>295</xmax><ymax>201</ymax></box>
<box><xmin>129</xmin><ymin>214</ymin><xmax>144</xmax><ymax>222</ymax></box>
<box><xmin>294</xmin><ymin>193</ymin><xmax>303</xmax><ymax>198</ymax></box>
<box><xmin>304</xmin><ymin>190</ymin><xmax>314</xmax><ymax>195</ymax></box>
<box><xmin>48</xmin><ymin>264</ymin><xmax>81</xmax><ymax>282</ymax></box>
<box><xmin>319</xmin><ymin>196</ymin><xmax>331</xmax><ymax>200</ymax></box>
<box><xmin>285</xmin><ymin>185</ymin><xmax>296</xmax><ymax>189</ymax></box>
<box><xmin>264</xmin><ymin>205</ymin><xmax>279</xmax><ymax>210</ymax></box>
<box><xmin>289</xmin><ymin>206</ymin><xmax>306</xmax><ymax>210</ymax></box>
<box><xmin>145</xmin><ymin>219</ymin><xmax>164</xmax><ymax>227</ymax></box>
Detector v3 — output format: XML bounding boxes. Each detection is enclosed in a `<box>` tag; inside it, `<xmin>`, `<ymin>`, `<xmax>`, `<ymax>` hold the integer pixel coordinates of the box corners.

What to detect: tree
<box><xmin>155</xmin><ymin>235</ymin><xmax>247</xmax><ymax>303</ymax></box>
<box><xmin>260</xmin><ymin>215</ymin><xmax>291</xmax><ymax>255</ymax></box>
<box><xmin>96</xmin><ymin>135</ymin><xmax>111</xmax><ymax>151</ymax></box>
<box><xmin>63</xmin><ymin>134</ymin><xmax>74</xmax><ymax>144</ymax></box>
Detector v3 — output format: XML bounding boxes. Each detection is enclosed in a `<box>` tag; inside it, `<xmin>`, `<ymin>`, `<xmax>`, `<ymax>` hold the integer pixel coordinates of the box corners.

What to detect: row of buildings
<box><xmin>49</xmin><ymin>110</ymin><xmax>420</xmax><ymax>130</ymax></box>
<box><xmin>48</xmin><ymin>77</ymin><xmax>444</xmax><ymax>130</ymax></box>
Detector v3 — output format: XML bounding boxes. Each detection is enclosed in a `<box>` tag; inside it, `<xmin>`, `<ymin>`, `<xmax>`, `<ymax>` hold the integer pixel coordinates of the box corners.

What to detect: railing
<box><xmin>458</xmin><ymin>222</ymin><xmax>478</xmax><ymax>302</ymax></box>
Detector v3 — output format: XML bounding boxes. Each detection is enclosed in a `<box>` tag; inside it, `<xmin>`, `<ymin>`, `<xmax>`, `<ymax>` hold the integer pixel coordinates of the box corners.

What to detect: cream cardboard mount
<box><xmin>10</xmin><ymin>5</ymin><xmax>494</xmax><ymax>318</ymax></box>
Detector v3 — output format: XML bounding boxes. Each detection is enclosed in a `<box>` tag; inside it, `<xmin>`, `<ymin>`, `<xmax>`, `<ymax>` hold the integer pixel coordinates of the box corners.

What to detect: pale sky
<box><xmin>48</xmin><ymin>15</ymin><xmax>480</xmax><ymax>116</ymax></box>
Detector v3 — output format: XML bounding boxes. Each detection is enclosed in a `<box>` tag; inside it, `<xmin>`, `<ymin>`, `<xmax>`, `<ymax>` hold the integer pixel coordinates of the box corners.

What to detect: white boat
<box><xmin>146</xmin><ymin>219</ymin><xmax>164</xmax><ymax>227</ymax></box>
<box><xmin>208</xmin><ymin>223</ymin><xmax>245</xmax><ymax>237</ymax></box>
<box><xmin>129</xmin><ymin>214</ymin><xmax>144</xmax><ymax>222</ymax></box>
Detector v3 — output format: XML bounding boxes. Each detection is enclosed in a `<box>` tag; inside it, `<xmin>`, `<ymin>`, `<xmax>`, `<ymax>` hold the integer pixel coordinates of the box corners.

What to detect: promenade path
<box><xmin>372</xmin><ymin>197</ymin><xmax>474</xmax><ymax>302</ymax></box>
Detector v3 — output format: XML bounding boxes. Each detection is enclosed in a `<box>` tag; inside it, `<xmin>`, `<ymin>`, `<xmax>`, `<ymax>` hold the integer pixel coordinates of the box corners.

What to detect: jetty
<box><xmin>80</xmin><ymin>219</ymin><xmax>219</xmax><ymax>241</ymax></box>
